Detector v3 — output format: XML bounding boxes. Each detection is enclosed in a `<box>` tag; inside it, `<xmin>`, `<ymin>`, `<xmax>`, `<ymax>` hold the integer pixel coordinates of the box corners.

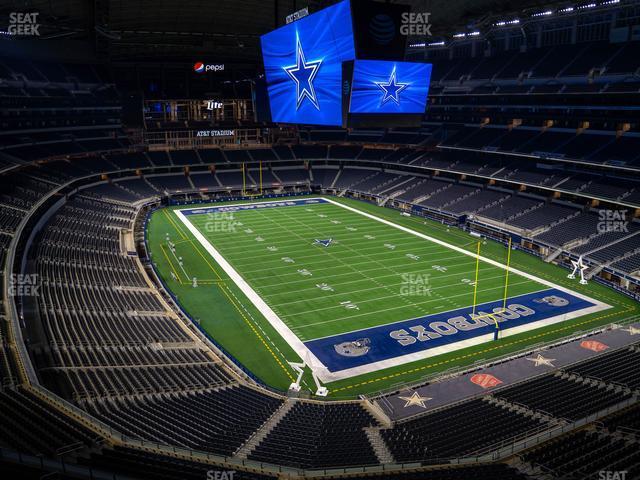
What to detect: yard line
<box><xmin>198</xmin><ymin>233</ymin><xmax>414</xmax><ymax>256</ymax></box>
<box><xmin>189</xmin><ymin>216</ymin><xmax>392</xmax><ymax>234</ymax></box>
<box><xmin>290</xmin><ymin>279</ymin><xmax>536</xmax><ymax>328</ymax></box>
<box><xmin>252</xmin><ymin>207</ymin><xmax>430</xmax><ymax>317</ymax></box>
<box><xmin>277</xmin><ymin>271</ymin><xmax>523</xmax><ymax>315</ymax></box>
<box><xmin>252</xmin><ymin>258</ymin><xmax>492</xmax><ymax>291</ymax></box>
<box><xmin>233</xmin><ymin>245</ymin><xmax>466</xmax><ymax>276</ymax></box>
<box><xmin>222</xmin><ymin>242</ymin><xmax>460</xmax><ymax>273</ymax></box>
<box><xmin>264</xmin><ymin>263</ymin><xmax>496</xmax><ymax>296</ymax></box>
<box><xmin>269</xmin><ymin>268</ymin><xmax>512</xmax><ymax>308</ymax></box>
<box><xmin>194</xmin><ymin>226</ymin><xmax>412</xmax><ymax>253</ymax></box>
<box><xmin>236</xmin><ymin>232</ymin><xmax>479</xmax><ymax>283</ymax></box>
<box><xmin>249</xmin><ymin>203</ymin><xmax>530</xmax><ymax>323</ymax></box>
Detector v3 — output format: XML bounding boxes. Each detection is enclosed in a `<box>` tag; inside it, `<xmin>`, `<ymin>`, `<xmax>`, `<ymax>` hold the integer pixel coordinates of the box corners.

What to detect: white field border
<box><xmin>174</xmin><ymin>197</ymin><xmax>611</xmax><ymax>383</ymax></box>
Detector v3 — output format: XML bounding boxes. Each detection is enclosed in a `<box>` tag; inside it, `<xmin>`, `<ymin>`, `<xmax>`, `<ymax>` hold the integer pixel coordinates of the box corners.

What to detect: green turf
<box><xmin>182</xmin><ymin>200</ymin><xmax>544</xmax><ymax>341</ymax></box>
<box><xmin>146</xmin><ymin>194</ymin><xmax>639</xmax><ymax>398</ymax></box>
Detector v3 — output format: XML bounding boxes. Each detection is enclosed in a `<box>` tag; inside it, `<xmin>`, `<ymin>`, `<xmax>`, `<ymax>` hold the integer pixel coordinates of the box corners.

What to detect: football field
<box><xmin>167</xmin><ymin>197</ymin><xmax>609</xmax><ymax>384</ymax></box>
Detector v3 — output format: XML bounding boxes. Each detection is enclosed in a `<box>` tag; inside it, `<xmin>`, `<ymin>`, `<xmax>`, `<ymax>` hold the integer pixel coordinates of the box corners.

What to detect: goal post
<box><xmin>241</xmin><ymin>161</ymin><xmax>264</xmax><ymax>197</ymax></box>
<box><xmin>469</xmin><ymin>237</ymin><xmax>514</xmax><ymax>340</ymax></box>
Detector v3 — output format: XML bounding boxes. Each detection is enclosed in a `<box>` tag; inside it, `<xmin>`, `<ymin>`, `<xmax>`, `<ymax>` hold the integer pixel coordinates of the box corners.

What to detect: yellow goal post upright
<box><xmin>469</xmin><ymin>237</ymin><xmax>514</xmax><ymax>340</ymax></box>
<box><xmin>241</xmin><ymin>161</ymin><xmax>264</xmax><ymax>197</ymax></box>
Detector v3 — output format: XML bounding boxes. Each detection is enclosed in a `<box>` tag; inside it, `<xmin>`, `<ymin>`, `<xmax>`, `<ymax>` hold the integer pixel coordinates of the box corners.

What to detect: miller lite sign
<box><xmin>205</xmin><ymin>100</ymin><xmax>223</xmax><ymax>110</ymax></box>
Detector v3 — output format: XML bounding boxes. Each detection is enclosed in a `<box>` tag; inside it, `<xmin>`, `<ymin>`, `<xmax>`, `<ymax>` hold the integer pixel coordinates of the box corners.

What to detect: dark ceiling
<box><xmin>0</xmin><ymin>0</ymin><xmax>561</xmax><ymax>63</ymax></box>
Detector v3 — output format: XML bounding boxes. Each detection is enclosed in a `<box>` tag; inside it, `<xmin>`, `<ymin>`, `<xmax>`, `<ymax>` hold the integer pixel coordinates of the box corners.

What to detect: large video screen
<box><xmin>260</xmin><ymin>0</ymin><xmax>355</xmax><ymax>126</ymax></box>
<box><xmin>348</xmin><ymin>59</ymin><xmax>431</xmax><ymax>114</ymax></box>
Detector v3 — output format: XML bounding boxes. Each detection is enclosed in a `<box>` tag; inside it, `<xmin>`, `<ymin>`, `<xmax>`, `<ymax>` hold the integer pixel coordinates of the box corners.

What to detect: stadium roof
<box><xmin>0</xmin><ymin>0</ymin><xmax>575</xmax><ymax>61</ymax></box>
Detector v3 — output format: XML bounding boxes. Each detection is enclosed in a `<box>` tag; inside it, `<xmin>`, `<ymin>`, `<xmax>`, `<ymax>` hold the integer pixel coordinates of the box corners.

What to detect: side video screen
<box><xmin>348</xmin><ymin>59</ymin><xmax>431</xmax><ymax>114</ymax></box>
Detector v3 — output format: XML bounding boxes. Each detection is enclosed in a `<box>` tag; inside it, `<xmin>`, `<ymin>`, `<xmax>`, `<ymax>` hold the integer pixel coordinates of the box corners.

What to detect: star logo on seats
<box><xmin>622</xmin><ymin>325</ymin><xmax>640</xmax><ymax>335</ymax></box>
<box><xmin>374</xmin><ymin>66</ymin><xmax>408</xmax><ymax>106</ymax></box>
<box><xmin>398</xmin><ymin>391</ymin><xmax>432</xmax><ymax>409</ymax></box>
<box><xmin>526</xmin><ymin>354</ymin><xmax>556</xmax><ymax>368</ymax></box>
<box><xmin>283</xmin><ymin>35</ymin><xmax>322</xmax><ymax>110</ymax></box>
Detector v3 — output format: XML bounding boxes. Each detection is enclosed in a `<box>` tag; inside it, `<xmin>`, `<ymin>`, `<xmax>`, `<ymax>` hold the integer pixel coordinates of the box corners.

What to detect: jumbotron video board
<box><xmin>348</xmin><ymin>60</ymin><xmax>431</xmax><ymax>114</ymax></box>
<box><xmin>260</xmin><ymin>0</ymin><xmax>432</xmax><ymax>127</ymax></box>
<box><xmin>260</xmin><ymin>0</ymin><xmax>356</xmax><ymax>126</ymax></box>
<box><xmin>342</xmin><ymin>59</ymin><xmax>431</xmax><ymax>127</ymax></box>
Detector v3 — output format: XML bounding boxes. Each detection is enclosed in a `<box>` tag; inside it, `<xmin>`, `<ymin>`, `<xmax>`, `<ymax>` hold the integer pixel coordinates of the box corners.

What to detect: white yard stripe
<box><xmin>272</xmin><ymin>271</ymin><xmax>527</xmax><ymax>310</ymax></box>
<box><xmin>190</xmin><ymin>227</ymin><xmax>412</xmax><ymax>254</ymax></box>
<box><xmin>243</xmin><ymin>249</ymin><xmax>470</xmax><ymax>281</ymax></box>
<box><xmin>236</xmin><ymin>244</ymin><xmax>453</xmax><ymax>274</ymax></box>
<box><xmin>249</xmin><ymin>206</ymin><xmax>428</xmax><ymax>318</ymax></box>
<box><xmin>284</xmin><ymin>277</ymin><xmax>532</xmax><ymax>321</ymax></box>
<box><xmin>217</xmin><ymin>238</ymin><xmax>445</xmax><ymax>267</ymax></box>
<box><xmin>264</xmin><ymin>261</ymin><xmax>495</xmax><ymax>298</ymax></box>
<box><xmin>267</xmin><ymin>206</ymin><xmax>435</xmax><ymax>316</ymax></box>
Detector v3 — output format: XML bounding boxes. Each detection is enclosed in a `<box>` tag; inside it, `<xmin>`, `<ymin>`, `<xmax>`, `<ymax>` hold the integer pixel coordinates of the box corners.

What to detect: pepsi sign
<box><xmin>193</xmin><ymin>62</ymin><xmax>225</xmax><ymax>73</ymax></box>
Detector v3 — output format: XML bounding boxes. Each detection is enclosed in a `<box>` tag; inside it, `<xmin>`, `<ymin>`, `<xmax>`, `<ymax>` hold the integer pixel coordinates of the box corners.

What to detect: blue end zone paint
<box><xmin>305</xmin><ymin>288</ymin><xmax>596</xmax><ymax>373</ymax></box>
<box><xmin>179</xmin><ymin>198</ymin><xmax>329</xmax><ymax>216</ymax></box>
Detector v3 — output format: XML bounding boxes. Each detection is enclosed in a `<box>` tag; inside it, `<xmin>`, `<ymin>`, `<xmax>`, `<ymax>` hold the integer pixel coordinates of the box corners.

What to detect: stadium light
<box><xmin>532</xmin><ymin>10</ymin><xmax>554</xmax><ymax>16</ymax></box>
<box><xmin>412</xmin><ymin>40</ymin><xmax>445</xmax><ymax>47</ymax></box>
<box><xmin>559</xmin><ymin>6</ymin><xmax>575</xmax><ymax>12</ymax></box>
<box><xmin>453</xmin><ymin>33</ymin><xmax>466</xmax><ymax>38</ymax></box>
<box><xmin>494</xmin><ymin>19</ymin><xmax>520</xmax><ymax>26</ymax></box>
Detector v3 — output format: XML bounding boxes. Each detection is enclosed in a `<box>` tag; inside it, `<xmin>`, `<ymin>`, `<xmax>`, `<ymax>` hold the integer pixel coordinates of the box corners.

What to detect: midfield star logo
<box><xmin>283</xmin><ymin>35</ymin><xmax>322</xmax><ymax>110</ymax></box>
<box><xmin>313</xmin><ymin>238</ymin><xmax>333</xmax><ymax>247</ymax></box>
<box><xmin>374</xmin><ymin>66</ymin><xmax>408</xmax><ymax>106</ymax></box>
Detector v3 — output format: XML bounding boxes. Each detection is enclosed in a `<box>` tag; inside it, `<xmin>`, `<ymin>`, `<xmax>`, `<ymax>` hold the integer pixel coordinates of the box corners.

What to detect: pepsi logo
<box><xmin>193</xmin><ymin>62</ymin><xmax>225</xmax><ymax>73</ymax></box>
